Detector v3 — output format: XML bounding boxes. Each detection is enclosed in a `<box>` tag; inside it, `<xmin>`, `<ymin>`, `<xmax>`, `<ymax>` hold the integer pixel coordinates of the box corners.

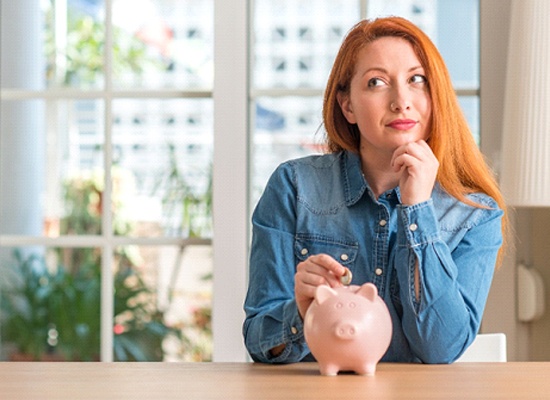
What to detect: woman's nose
<box><xmin>389</xmin><ymin>100</ymin><xmax>411</xmax><ymax>112</ymax></box>
<box><xmin>389</xmin><ymin>86</ymin><xmax>411</xmax><ymax>112</ymax></box>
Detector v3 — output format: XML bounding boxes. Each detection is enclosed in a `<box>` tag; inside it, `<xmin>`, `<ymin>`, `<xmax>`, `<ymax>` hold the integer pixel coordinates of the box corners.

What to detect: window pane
<box><xmin>112</xmin><ymin>0</ymin><xmax>213</xmax><ymax>90</ymax></box>
<box><xmin>253</xmin><ymin>0</ymin><xmax>360</xmax><ymax>90</ymax></box>
<box><xmin>251</xmin><ymin>0</ymin><xmax>361</xmax><ymax>204</ymax></box>
<box><xmin>367</xmin><ymin>0</ymin><xmax>438</xmax><ymax>31</ymax></box>
<box><xmin>112</xmin><ymin>99</ymin><xmax>213</xmax><ymax>238</ymax></box>
<box><xmin>113</xmin><ymin>244</ymin><xmax>212</xmax><ymax>361</ymax></box>
<box><xmin>252</xmin><ymin>96</ymin><xmax>324</xmax><ymax>204</ymax></box>
<box><xmin>0</xmin><ymin>99</ymin><xmax>104</xmax><ymax>236</ymax></box>
<box><xmin>367</xmin><ymin>0</ymin><xmax>479</xmax><ymax>88</ymax></box>
<box><xmin>459</xmin><ymin>96</ymin><xmax>480</xmax><ymax>145</ymax></box>
<box><xmin>435</xmin><ymin>0</ymin><xmax>479</xmax><ymax>89</ymax></box>
<box><xmin>0</xmin><ymin>246</ymin><xmax>101</xmax><ymax>361</ymax></box>
<box><xmin>56</xmin><ymin>99</ymin><xmax>105</xmax><ymax>236</ymax></box>
<box><xmin>42</xmin><ymin>0</ymin><xmax>214</xmax><ymax>90</ymax></box>
<box><xmin>44</xmin><ymin>0</ymin><xmax>106</xmax><ymax>89</ymax></box>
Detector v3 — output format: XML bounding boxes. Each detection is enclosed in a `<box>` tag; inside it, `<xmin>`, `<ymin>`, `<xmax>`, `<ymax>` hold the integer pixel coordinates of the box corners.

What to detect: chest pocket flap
<box><xmin>294</xmin><ymin>234</ymin><xmax>358</xmax><ymax>266</ymax></box>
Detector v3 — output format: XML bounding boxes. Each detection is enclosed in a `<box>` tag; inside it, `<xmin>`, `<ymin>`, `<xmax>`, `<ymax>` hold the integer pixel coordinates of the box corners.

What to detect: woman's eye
<box><xmin>410</xmin><ymin>74</ymin><xmax>427</xmax><ymax>84</ymax></box>
<box><xmin>367</xmin><ymin>77</ymin><xmax>385</xmax><ymax>87</ymax></box>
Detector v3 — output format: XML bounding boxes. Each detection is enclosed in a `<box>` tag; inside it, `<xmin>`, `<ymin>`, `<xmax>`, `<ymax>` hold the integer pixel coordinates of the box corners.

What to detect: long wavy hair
<box><xmin>323</xmin><ymin>17</ymin><xmax>508</xmax><ymax>264</ymax></box>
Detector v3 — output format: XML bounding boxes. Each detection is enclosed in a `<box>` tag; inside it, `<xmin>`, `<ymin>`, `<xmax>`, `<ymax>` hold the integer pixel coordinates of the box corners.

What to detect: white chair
<box><xmin>455</xmin><ymin>333</ymin><xmax>507</xmax><ymax>362</ymax></box>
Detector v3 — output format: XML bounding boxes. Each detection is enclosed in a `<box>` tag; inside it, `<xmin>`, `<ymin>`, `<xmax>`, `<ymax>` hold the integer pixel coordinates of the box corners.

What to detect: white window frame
<box><xmin>0</xmin><ymin>0</ymin><xmax>249</xmax><ymax>362</ymax></box>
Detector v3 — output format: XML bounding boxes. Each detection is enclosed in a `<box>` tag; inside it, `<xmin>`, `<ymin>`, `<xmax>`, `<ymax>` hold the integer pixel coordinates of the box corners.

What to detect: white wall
<box><xmin>480</xmin><ymin>0</ymin><xmax>533</xmax><ymax>361</ymax></box>
<box><xmin>530</xmin><ymin>209</ymin><xmax>550</xmax><ymax>360</ymax></box>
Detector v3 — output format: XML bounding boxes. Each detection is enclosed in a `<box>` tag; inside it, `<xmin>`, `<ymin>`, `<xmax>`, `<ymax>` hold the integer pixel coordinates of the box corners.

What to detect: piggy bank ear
<box><xmin>315</xmin><ymin>285</ymin><xmax>337</xmax><ymax>305</ymax></box>
<box><xmin>357</xmin><ymin>283</ymin><xmax>378</xmax><ymax>302</ymax></box>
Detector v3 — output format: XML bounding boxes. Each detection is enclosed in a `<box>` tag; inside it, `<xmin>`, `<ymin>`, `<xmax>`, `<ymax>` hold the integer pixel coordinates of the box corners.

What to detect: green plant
<box><xmin>0</xmin><ymin>169</ymin><xmax>183</xmax><ymax>361</ymax></box>
<box><xmin>0</xmin><ymin>249</ymin><xmax>100</xmax><ymax>361</ymax></box>
<box><xmin>59</xmin><ymin>170</ymin><xmax>181</xmax><ymax>361</ymax></box>
<box><xmin>182</xmin><ymin>302</ymin><xmax>213</xmax><ymax>362</ymax></box>
<box><xmin>44</xmin><ymin>6</ymin><xmax>163</xmax><ymax>87</ymax></box>
<box><xmin>0</xmin><ymin>246</ymin><xmax>182</xmax><ymax>361</ymax></box>
<box><xmin>112</xmin><ymin>253</ymin><xmax>181</xmax><ymax>361</ymax></box>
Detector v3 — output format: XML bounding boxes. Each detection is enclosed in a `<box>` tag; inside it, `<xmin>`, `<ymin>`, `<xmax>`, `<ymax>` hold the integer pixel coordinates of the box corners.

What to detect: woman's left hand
<box><xmin>391</xmin><ymin>140</ymin><xmax>439</xmax><ymax>206</ymax></box>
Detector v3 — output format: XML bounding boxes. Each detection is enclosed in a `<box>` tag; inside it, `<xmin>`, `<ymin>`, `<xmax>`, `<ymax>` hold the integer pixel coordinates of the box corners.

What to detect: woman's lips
<box><xmin>387</xmin><ymin>119</ymin><xmax>417</xmax><ymax>131</ymax></box>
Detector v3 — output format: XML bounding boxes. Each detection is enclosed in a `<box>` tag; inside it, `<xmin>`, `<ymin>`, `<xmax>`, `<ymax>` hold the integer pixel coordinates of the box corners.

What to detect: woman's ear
<box><xmin>337</xmin><ymin>92</ymin><xmax>357</xmax><ymax>124</ymax></box>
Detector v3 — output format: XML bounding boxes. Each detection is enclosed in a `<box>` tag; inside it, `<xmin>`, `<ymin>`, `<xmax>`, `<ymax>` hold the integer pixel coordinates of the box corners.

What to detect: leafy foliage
<box><xmin>1</xmin><ymin>250</ymin><xmax>100</xmax><ymax>360</ymax></box>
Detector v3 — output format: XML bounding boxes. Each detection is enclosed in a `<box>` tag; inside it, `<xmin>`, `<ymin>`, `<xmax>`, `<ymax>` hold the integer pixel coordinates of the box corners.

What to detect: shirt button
<box><xmin>375</xmin><ymin>268</ymin><xmax>383</xmax><ymax>276</ymax></box>
<box><xmin>340</xmin><ymin>254</ymin><xmax>349</xmax><ymax>261</ymax></box>
<box><xmin>300</xmin><ymin>248</ymin><xmax>308</xmax><ymax>256</ymax></box>
<box><xmin>409</xmin><ymin>223</ymin><xmax>418</xmax><ymax>231</ymax></box>
<box><xmin>379</xmin><ymin>219</ymin><xmax>387</xmax><ymax>227</ymax></box>
<box><xmin>291</xmin><ymin>326</ymin><xmax>298</xmax><ymax>335</ymax></box>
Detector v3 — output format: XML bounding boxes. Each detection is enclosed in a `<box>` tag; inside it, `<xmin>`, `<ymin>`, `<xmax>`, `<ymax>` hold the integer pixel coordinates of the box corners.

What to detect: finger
<box><xmin>391</xmin><ymin>141</ymin><xmax>435</xmax><ymax>172</ymax></box>
<box><xmin>295</xmin><ymin>266</ymin><xmax>331</xmax><ymax>288</ymax></box>
<box><xmin>307</xmin><ymin>254</ymin><xmax>347</xmax><ymax>278</ymax></box>
<box><xmin>392</xmin><ymin>140</ymin><xmax>430</xmax><ymax>160</ymax></box>
<box><xmin>398</xmin><ymin>141</ymin><xmax>424</xmax><ymax>159</ymax></box>
<box><xmin>390</xmin><ymin>145</ymin><xmax>407</xmax><ymax>167</ymax></box>
<box><xmin>297</xmin><ymin>255</ymin><xmax>345</xmax><ymax>289</ymax></box>
<box><xmin>408</xmin><ymin>140</ymin><xmax>437</xmax><ymax>161</ymax></box>
<box><xmin>391</xmin><ymin>152</ymin><xmax>416</xmax><ymax>173</ymax></box>
<box><xmin>391</xmin><ymin>143</ymin><xmax>418</xmax><ymax>169</ymax></box>
<box><xmin>340</xmin><ymin>268</ymin><xmax>353</xmax><ymax>285</ymax></box>
<box><xmin>416</xmin><ymin>139</ymin><xmax>431</xmax><ymax>151</ymax></box>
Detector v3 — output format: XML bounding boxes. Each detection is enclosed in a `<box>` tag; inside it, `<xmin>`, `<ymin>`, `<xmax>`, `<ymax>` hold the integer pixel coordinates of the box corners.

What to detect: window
<box><xmin>1</xmin><ymin>0</ymin><xmax>214</xmax><ymax>362</ymax></box>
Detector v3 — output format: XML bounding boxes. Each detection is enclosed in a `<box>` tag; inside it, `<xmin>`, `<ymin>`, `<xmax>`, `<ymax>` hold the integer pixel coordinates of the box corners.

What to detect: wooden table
<box><xmin>1</xmin><ymin>361</ymin><xmax>549</xmax><ymax>399</ymax></box>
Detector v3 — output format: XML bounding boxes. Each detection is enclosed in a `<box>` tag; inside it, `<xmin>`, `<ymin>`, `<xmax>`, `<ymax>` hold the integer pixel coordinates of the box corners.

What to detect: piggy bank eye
<box><xmin>349</xmin><ymin>302</ymin><xmax>356</xmax><ymax>308</ymax></box>
<box><xmin>335</xmin><ymin>302</ymin><xmax>343</xmax><ymax>309</ymax></box>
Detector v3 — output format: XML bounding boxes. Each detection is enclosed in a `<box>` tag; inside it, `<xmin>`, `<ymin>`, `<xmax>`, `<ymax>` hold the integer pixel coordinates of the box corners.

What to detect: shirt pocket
<box><xmin>294</xmin><ymin>234</ymin><xmax>358</xmax><ymax>267</ymax></box>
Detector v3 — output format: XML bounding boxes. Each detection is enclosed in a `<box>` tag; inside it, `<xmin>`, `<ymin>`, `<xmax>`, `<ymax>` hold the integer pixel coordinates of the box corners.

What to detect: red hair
<box><xmin>323</xmin><ymin>17</ymin><xmax>508</xmax><ymax>264</ymax></box>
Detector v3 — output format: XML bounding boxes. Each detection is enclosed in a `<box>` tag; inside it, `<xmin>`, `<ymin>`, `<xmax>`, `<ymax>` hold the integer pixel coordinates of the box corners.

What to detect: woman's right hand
<box><xmin>294</xmin><ymin>254</ymin><xmax>347</xmax><ymax>319</ymax></box>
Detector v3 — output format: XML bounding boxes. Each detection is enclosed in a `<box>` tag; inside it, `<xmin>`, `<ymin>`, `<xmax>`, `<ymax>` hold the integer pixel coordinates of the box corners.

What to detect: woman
<box><xmin>243</xmin><ymin>17</ymin><xmax>507</xmax><ymax>364</ymax></box>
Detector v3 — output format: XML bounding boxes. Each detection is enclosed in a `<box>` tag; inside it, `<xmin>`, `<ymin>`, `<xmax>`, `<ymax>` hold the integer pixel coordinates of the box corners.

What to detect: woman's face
<box><xmin>338</xmin><ymin>36</ymin><xmax>432</xmax><ymax>158</ymax></box>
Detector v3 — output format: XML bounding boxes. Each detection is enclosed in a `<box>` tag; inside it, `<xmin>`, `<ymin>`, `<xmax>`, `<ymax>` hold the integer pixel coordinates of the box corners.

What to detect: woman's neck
<box><xmin>360</xmin><ymin>151</ymin><xmax>400</xmax><ymax>199</ymax></box>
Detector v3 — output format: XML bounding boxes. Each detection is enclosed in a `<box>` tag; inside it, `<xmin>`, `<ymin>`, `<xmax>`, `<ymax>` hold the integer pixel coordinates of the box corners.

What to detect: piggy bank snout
<box><xmin>334</xmin><ymin>322</ymin><xmax>357</xmax><ymax>340</ymax></box>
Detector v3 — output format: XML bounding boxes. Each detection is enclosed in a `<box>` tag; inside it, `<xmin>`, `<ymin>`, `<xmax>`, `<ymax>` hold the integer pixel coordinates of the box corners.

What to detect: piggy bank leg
<box><xmin>319</xmin><ymin>362</ymin><xmax>340</xmax><ymax>376</ymax></box>
<box><xmin>356</xmin><ymin>363</ymin><xmax>377</xmax><ymax>376</ymax></box>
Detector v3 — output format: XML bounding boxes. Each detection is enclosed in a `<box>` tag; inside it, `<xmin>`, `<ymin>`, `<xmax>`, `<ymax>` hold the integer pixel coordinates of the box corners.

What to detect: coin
<box><xmin>340</xmin><ymin>268</ymin><xmax>352</xmax><ymax>285</ymax></box>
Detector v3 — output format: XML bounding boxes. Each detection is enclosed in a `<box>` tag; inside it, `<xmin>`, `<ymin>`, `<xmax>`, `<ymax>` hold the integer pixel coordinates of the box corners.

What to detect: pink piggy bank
<box><xmin>303</xmin><ymin>283</ymin><xmax>392</xmax><ymax>376</ymax></box>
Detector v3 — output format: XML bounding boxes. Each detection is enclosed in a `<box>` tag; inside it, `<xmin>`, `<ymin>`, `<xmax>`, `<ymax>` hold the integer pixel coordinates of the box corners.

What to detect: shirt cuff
<box><xmin>398</xmin><ymin>199</ymin><xmax>441</xmax><ymax>247</ymax></box>
<box><xmin>264</xmin><ymin>300</ymin><xmax>308</xmax><ymax>362</ymax></box>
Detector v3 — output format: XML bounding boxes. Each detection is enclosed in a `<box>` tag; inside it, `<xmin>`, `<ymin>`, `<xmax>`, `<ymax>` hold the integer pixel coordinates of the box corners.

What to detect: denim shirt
<box><xmin>243</xmin><ymin>151</ymin><xmax>503</xmax><ymax>364</ymax></box>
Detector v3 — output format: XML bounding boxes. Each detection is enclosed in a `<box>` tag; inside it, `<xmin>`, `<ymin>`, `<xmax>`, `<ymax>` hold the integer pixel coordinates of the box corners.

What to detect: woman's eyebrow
<box><xmin>360</xmin><ymin>65</ymin><xmax>424</xmax><ymax>78</ymax></box>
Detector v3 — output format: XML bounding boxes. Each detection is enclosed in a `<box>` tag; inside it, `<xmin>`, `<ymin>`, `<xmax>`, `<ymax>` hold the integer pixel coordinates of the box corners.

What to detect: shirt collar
<box><xmin>341</xmin><ymin>151</ymin><xmax>368</xmax><ymax>206</ymax></box>
<box><xmin>341</xmin><ymin>151</ymin><xmax>403</xmax><ymax>205</ymax></box>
